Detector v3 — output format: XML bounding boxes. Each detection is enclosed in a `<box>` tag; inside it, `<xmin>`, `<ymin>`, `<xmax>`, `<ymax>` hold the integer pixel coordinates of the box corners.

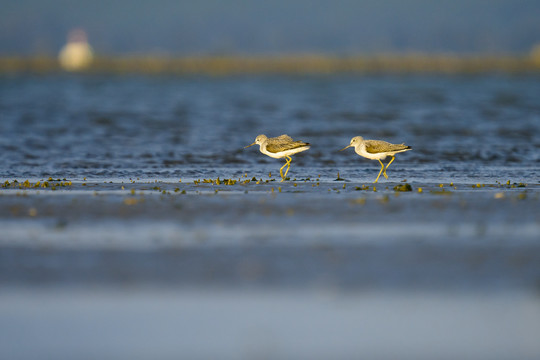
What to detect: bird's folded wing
<box><xmin>267</xmin><ymin>135</ymin><xmax>309</xmax><ymax>153</ymax></box>
<box><xmin>274</xmin><ymin>134</ymin><xmax>294</xmax><ymax>142</ymax></box>
<box><xmin>365</xmin><ymin>140</ymin><xmax>408</xmax><ymax>154</ymax></box>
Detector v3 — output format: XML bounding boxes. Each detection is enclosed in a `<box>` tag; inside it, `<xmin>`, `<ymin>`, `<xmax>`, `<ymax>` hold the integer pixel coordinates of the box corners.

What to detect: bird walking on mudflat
<box><xmin>340</xmin><ymin>136</ymin><xmax>411</xmax><ymax>183</ymax></box>
<box><xmin>245</xmin><ymin>134</ymin><xmax>310</xmax><ymax>182</ymax></box>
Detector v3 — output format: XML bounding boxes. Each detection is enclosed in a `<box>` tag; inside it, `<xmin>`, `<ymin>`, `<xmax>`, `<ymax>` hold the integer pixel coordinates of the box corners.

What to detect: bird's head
<box><xmin>244</xmin><ymin>134</ymin><xmax>267</xmax><ymax>148</ymax></box>
<box><xmin>340</xmin><ymin>136</ymin><xmax>363</xmax><ymax>151</ymax></box>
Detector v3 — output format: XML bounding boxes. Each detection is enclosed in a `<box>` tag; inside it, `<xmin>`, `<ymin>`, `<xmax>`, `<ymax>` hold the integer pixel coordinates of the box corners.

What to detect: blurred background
<box><xmin>1</xmin><ymin>1</ymin><xmax>540</xmax><ymax>360</ymax></box>
<box><xmin>1</xmin><ymin>0</ymin><xmax>540</xmax><ymax>73</ymax></box>
<box><xmin>1</xmin><ymin>0</ymin><xmax>540</xmax><ymax>55</ymax></box>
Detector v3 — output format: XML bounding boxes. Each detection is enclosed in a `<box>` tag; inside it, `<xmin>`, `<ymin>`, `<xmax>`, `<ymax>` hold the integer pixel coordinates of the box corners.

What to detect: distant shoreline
<box><xmin>1</xmin><ymin>54</ymin><xmax>540</xmax><ymax>74</ymax></box>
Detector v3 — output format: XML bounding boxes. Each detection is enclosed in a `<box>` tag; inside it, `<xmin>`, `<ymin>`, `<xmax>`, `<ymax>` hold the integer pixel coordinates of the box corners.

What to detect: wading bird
<box><xmin>340</xmin><ymin>136</ymin><xmax>411</xmax><ymax>183</ymax></box>
<box><xmin>245</xmin><ymin>134</ymin><xmax>310</xmax><ymax>182</ymax></box>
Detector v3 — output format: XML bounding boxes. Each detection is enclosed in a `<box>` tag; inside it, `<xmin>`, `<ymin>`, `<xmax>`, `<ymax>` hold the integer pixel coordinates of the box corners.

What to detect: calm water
<box><xmin>1</xmin><ymin>73</ymin><xmax>539</xmax><ymax>180</ymax></box>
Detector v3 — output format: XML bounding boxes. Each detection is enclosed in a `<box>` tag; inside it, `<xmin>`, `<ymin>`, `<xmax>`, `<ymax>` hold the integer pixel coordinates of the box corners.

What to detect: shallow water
<box><xmin>1</xmin><ymin>73</ymin><xmax>539</xmax><ymax>179</ymax></box>
<box><xmin>1</xmin><ymin>73</ymin><xmax>540</xmax><ymax>359</ymax></box>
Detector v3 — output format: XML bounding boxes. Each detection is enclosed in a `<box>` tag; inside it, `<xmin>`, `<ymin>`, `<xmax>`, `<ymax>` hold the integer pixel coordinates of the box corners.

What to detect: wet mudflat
<box><xmin>1</xmin><ymin>169</ymin><xmax>538</xmax><ymax>289</ymax></box>
<box><xmin>1</xmin><ymin>172</ymin><xmax>539</xmax><ymax>359</ymax></box>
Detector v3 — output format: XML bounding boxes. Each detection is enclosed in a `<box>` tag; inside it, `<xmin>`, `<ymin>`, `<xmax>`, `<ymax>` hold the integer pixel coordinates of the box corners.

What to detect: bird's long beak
<box><xmin>244</xmin><ymin>142</ymin><xmax>256</xmax><ymax>149</ymax></box>
<box><xmin>340</xmin><ymin>144</ymin><xmax>352</xmax><ymax>151</ymax></box>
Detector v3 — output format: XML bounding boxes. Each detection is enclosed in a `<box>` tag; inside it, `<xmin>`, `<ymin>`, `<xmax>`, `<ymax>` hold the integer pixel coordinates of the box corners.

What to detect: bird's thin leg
<box><xmin>383</xmin><ymin>156</ymin><xmax>395</xmax><ymax>179</ymax></box>
<box><xmin>279</xmin><ymin>161</ymin><xmax>288</xmax><ymax>181</ymax></box>
<box><xmin>283</xmin><ymin>156</ymin><xmax>292</xmax><ymax>179</ymax></box>
<box><xmin>374</xmin><ymin>159</ymin><xmax>385</xmax><ymax>183</ymax></box>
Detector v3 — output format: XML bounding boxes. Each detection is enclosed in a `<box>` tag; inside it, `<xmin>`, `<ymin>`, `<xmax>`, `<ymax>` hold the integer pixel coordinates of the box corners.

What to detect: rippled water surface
<box><xmin>1</xmin><ymin>74</ymin><xmax>539</xmax><ymax>179</ymax></box>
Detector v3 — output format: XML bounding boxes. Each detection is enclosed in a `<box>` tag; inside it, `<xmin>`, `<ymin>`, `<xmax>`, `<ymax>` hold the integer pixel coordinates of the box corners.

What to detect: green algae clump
<box><xmin>393</xmin><ymin>183</ymin><xmax>412</xmax><ymax>192</ymax></box>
